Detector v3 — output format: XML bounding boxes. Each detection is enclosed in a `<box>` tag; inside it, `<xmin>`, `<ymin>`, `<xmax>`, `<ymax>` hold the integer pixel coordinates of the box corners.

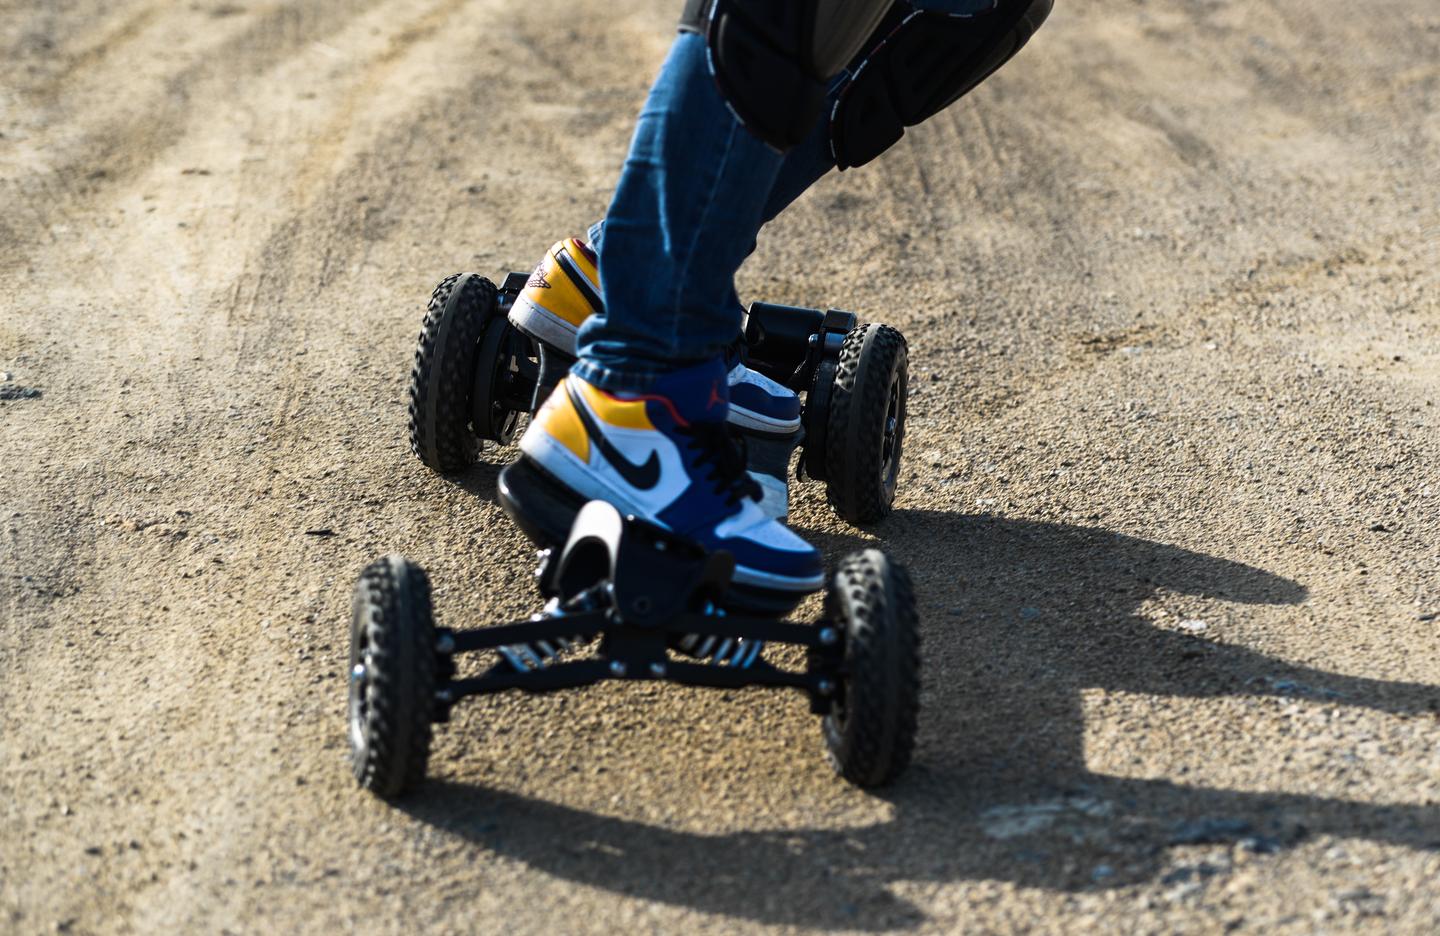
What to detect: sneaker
<box><xmin>516</xmin><ymin>357</ymin><xmax>823</xmax><ymax>600</ymax></box>
<box><xmin>509</xmin><ymin>238</ymin><xmax>802</xmax><ymax>436</ymax></box>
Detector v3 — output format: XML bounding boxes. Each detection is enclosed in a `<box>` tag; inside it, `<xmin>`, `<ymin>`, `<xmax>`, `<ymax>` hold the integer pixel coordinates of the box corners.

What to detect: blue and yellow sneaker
<box><xmin>511</xmin><ymin>357</ymin><xmax>823</xmax><ymax>608</ymax></box>
<box><xmin>509</xmin><ymin>238</ymin><xmax>802</xmax><ymax>436</ymax></box>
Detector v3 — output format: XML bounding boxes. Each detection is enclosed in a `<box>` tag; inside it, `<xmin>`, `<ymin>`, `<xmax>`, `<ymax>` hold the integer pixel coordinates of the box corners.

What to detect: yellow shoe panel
<box><xmin>562</xmin><ymin>237</ymin><xmax>599</xmax><ymax>284</ymax></box>
<box><xmin>521</xmin><ymin>240</ymin><xmax>598</xmax><ymax>330</ymax></box>
<box><xmin>576</xmin><ymin>381</ymin><xmax>656</xmax><ymax>431</ymax></box>
<box><xmin>534</xmin><ymin>378</ymin><xmax>590</xmax><ymax>461</ymax></box>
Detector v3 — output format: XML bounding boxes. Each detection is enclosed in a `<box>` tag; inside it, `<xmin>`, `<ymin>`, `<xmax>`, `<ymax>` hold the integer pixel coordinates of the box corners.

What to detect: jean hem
<box><xmin>572</xmin><ymin>358</ymin><xmax>680</xmax><ymax>394</ymax></box>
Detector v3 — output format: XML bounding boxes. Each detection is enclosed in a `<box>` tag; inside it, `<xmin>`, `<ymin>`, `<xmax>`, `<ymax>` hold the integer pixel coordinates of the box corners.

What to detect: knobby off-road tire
<box><xmin>822</xmin><ymin>549</ymin><xmax>921</xmax><ymax>788</ymax></box>
<box><xmin>407</xmin><ymin>273</ymin><xmax>498</xmax><ymax>473</ymax></box>
<box><xmin>824</xmin><ymin>323</ymin><xmax>908</xmax><ymax>526</ymax></box>
<box><xmin>348</xmin><ymin>555</ymin><xmax>438</xmax><ymax>799</ymax></box>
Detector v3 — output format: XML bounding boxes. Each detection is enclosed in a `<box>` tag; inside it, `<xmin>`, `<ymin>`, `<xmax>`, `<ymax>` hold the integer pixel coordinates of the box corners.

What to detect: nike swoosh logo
<box><xmin>567</xmin><ymin>383</ymin><xmax>661</xmax><ymax>490</ymax></box>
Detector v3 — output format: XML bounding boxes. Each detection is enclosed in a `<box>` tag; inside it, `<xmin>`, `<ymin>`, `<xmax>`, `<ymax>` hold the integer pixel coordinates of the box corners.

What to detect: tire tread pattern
<box><xmin>350</xmin><ymin>556</ymin><xmax>437</xmax><ymax>798</ymax></box>
<box><xmin>824</xmin><ymin>323</ymin><xmax>908</xmax><ymax>525</ymax></box>
<box><xmin>822</xmin><ymin>549</ymin><xmax>921</xmax><ymax>788</ymax></box>
<box><xmin>407</xmin><ymin>273</ymin><xmax>497</xmax><ymax>473</ymax></box>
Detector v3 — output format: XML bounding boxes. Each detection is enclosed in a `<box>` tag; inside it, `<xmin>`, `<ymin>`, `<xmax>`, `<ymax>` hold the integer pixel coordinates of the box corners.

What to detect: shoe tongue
<box><xmin>647</xmin><ymin>357</ymin><xmax>729</xmax><ymax>425</ymax></box>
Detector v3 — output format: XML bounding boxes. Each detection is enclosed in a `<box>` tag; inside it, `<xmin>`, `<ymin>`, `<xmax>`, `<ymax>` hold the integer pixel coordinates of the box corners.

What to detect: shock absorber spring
<box><xmin>673</xmin><ymin>603</ymin><xmax>765</xmax><ymax>668</ymax></box>
<box><xmin>498</xmin><ymin>597</ymin><xmax>587</xmax><ymax>672</ymax></box>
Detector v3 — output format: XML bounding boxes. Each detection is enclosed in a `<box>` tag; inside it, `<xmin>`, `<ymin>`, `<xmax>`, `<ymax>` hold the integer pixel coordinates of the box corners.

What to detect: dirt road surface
<box><xmin>3</xmin><ymin>0</ymin><xmax>1438</xmax><ymax>932</ymax></box>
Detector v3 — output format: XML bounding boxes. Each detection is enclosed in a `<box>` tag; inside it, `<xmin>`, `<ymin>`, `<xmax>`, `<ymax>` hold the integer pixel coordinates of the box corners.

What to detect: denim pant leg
<box><xmin>574</xmin><ymin>32</ymin><xmax>786</xmax><ymax>393</ymax></box>
<box><xmin>590</xmin><ymin>102</ymin><xmax>840</xmax><ymax>335</ymax></box>
<box><xmin>719</xmin><ymin>89</ymin><xmax>842</xmax><ymax>314</ymax></box>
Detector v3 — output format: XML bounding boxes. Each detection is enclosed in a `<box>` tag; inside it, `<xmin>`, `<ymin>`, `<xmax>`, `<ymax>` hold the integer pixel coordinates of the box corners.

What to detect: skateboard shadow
<box><xmin>397</xmin><ymin>510</ymin><xmax>1440</xmax><ymax>931</ymax></box>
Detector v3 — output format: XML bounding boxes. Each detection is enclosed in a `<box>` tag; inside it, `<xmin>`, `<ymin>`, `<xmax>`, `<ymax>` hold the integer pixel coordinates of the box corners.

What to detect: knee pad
<box><xmin>680</xmin><ymin>0</ymin><xmax>895</xmax><ymax>151</ymax></box>
<box><xmin>829</xmin><ymin>0</ymin><xmax>1053</xmax><ymax>169</ymax></box>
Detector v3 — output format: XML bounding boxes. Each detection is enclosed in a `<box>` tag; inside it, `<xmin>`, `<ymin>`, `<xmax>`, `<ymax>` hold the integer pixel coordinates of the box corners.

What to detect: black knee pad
<box><xmin>681</xmin><ymin>0</ymin><xmax>895</xmax><ymax>151</ymax></box>
<box><xmin>829</xmin><ymin>0</ymin><xmax>1053</xmax><ymax>169</ymax></box>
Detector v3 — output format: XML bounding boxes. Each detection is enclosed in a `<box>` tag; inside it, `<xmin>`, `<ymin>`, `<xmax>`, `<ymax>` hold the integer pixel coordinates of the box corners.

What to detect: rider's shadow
<box><xmin>399</xmin><ymin>509</ymin><xmax>1440</xmax><ymax>931</ymax></box>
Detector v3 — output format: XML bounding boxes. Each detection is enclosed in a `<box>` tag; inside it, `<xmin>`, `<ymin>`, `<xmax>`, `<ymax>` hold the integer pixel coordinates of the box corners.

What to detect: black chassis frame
<box><xmin>426</xmin><ymin>501</ymin><xmax>846</xmax><ymax>723</ymax></box>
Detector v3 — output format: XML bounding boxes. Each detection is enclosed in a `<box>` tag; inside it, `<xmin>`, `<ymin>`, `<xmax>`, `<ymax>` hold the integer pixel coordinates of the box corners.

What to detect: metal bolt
<box><xmin>435</xmin><ymin>689</ymin><xmax>454</xmax><ymax>704</ymax></box>
<box><xmin>609</xmin><ymin>660</ymin><xmax>627</xmax><ymax>677</ymax></box>
<box><xmin>818</xmin><ymin>627</ymin><xmax>839</xmax><ymax>646</ymax></box>
<box><xmin>435</xmin><ymin>633</ymin><xmax>455</xmax><ymax>655</ymax></box>
<box><xmin>649</xmin><ymin>662</ymin><xmax>667</xmax><ymax>677</ymax></box>
<box><xmin>349</xmin><ymin>663</ymin><xmax>367</xmax><ymax>683</ymax></box>
<box><xmin>818</xmin><ymin>679</ymin><xmax>836</xmax><ymax>696</ymax></box>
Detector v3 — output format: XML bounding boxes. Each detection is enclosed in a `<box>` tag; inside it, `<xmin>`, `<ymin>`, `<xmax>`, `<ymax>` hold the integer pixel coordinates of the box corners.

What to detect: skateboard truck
<box><xmin>346</xmin><ymin>501</ymin><xmax>921</xmax><ymax>799</ymax></box>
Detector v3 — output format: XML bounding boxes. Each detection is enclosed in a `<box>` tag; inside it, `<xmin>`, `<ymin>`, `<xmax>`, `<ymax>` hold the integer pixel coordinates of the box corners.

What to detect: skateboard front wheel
<box><xmin>348</xmin><ymin>555</ymin><xmax>439</xmax><ymax>798</ymax></box>
<box><xmin>821</xmin><ymin>548</ymin><xmax>920</xmax><ymax>788</ymax></box>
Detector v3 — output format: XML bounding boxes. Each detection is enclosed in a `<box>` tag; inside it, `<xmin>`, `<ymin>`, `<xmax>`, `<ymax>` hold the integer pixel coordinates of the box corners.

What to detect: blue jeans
<box><xmin>576</xmin><ymin>1</ymin><xmax>996</xmax><ymax>392</ymax></box>
<box><xmin>573</xmin><ymin>31</ymin><xmax>830</xmax><ymax>391</ymax></box>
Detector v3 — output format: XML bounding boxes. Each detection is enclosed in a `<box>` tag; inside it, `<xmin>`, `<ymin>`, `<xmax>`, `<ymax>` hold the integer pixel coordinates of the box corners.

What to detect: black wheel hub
<box><xmin>879</xmin><ymin>371</ymin><xmax>904</xmax><ymax>499</ymax></box>
<box><xmin>470</xmin><ymin>318</ymin><xmax>535</xmax><ymax>445</ymax></box>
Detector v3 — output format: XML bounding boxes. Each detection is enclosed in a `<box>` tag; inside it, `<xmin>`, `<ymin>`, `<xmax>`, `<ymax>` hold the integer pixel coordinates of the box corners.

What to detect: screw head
<box><xmin>818</xmin><ymin>627</ymin><xmax>839</xmax><ymax>646</ymax></box>
<box><xmin>349</xmin><ymin>663</ymin><xmax>367</xmax><ymax>683</ymax></box>
<box><xmin>609</xmin><ymin>660</ymin><xmax>627</xmax><ymax>677</ymax></box>
<box><xmin>649</xmin><ymin>662</ymin><xmax>666</xmax><ymax>677</ymax></box>
<box><xmin>818</xmin><ymin>679</ymin><xmax>836</xmax><ymax>695</ymax></box>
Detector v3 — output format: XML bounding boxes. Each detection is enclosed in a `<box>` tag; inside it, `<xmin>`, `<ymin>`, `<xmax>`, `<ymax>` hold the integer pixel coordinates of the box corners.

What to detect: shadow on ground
<box><xmin>400</xmin><ymin>507</ymin><xmax>1440</xmax><ymax>930</ymax></box>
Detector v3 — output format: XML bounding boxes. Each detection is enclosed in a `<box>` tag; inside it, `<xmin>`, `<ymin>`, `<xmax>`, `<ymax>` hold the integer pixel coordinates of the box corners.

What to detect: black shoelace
<box><xmin>680</xmin><ymin>421</ymin><xmax>762</xmax><ymax>507</ymax></box>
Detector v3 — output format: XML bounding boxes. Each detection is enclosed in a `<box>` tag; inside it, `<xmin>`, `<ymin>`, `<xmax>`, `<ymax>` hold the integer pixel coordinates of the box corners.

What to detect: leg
<box><xmin>575</xmin><ymin>32</ymin><xmax>785</xmax><ymax>393</ymax></box>
<box><xmin>514</xmin><ymin>30</ymin><xmax>823</xmax><ymax>608</ymax></box>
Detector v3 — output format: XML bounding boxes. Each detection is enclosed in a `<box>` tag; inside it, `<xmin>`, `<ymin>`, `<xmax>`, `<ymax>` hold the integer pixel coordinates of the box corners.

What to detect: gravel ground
<box><xmin>2</xmin><ymin>0</ymin><xmax>1438</xmax><ymax>933</ymax></box>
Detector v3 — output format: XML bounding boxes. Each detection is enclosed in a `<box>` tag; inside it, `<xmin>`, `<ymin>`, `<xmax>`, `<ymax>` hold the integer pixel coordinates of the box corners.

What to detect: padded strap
<box><xmin>830</xmin><ymin>0</ymin><xmax>1052</xmax><ymax>169</ymax></box>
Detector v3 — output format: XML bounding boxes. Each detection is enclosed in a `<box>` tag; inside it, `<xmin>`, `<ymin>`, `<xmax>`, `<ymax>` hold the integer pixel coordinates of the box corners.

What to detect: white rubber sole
<box><xmin>727</xmin><ymin>405</ymin><xmax>801</xmax><ymax>435</ymax></box>
<box><xmin>508</xmin><ymin>294</ymin><xmax>580</xmax><ymax>354</ymax></box>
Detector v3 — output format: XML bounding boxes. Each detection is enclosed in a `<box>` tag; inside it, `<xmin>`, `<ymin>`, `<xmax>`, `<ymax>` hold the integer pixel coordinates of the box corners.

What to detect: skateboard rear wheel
<box><xmin>348</xmin><ymin>555</ymin><xmax>438</xmax><ymax>798</ymax></box>
<box><xmin>823</xmin><ymin>324</ymin><xmax>908</xmax><ymax>525</ymax></box>
<box><xmin>407</xmin><ymin>273</ymin><xmax>498</xmax><ymax>473</ymax></box>
<box><xmin>821</xmin><ymin>549</ymin><xmax>920</xmax><ymax>788</ymax></box>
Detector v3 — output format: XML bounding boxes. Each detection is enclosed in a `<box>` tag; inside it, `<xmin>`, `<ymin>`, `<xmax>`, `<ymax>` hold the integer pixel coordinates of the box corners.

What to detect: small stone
<box><xmin>1239</xmin><ymin>835</ymin><xmax>1281</xmax><ymax>855</ymax></box>
<box><xmin>1178</xmin><ymin>619</ymin><xmax>1209</xmax><ymax>634</ymax></box>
